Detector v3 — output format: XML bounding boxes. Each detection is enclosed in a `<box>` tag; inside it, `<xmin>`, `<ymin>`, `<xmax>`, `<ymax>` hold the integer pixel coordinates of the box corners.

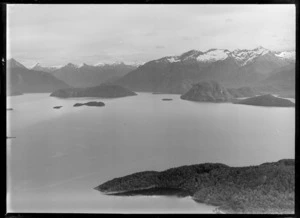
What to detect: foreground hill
<box><xmin>7</xmin><ymin>59</ymin><xmax>69</xmax><ymax>94</ymax></box>
<box><xmin>116</xmin><ymin>47</ymin><xmax>294</xmax><ymax>94</ymax></box>
<box><xmin>50</xmin><ymin>83</ymin><xmax>137</xmax><ymax>98</ymax></box>
<box><xmin>234</xmin><ymin>94</ymin><xmax>295</xmax><ymax>107</ymax></box>
<box><xmin>95</xmin><ymin>159</ymin><xmax>294</xmax><ymax>214</ymax></box>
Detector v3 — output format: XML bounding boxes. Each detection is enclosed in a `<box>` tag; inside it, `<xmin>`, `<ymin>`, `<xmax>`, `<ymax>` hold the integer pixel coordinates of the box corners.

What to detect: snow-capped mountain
<box><xmin>51</xmin><ymin>62</ymin><xmax>139</xmax><ymax>88</ymax></box>
<box><xmin>153</xmin><ymin>47</ymin><xmax>294</xmax><ymax>66</ymax></box>
<box><xmin>116</xmin><ymin>46</ymin><xmax>295</xmax><ymax>94</ymax></box>
<box><xmin>274</xmin><ymin>51</ymin><xmax>295</xmax><ymax>62</ymax></box>
<box><xmin>31</xmin><ymin>63</ymin><xmax>62</xmax><ymax>73</ymax></box>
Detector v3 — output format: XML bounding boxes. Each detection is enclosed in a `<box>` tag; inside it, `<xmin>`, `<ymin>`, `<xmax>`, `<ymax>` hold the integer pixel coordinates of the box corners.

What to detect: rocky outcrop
<box><xmin>180</xmin><ymin>81</ymin><xmax>232</xmax><ymax>102</ymax></box>
<box><xmin>234</xmin><ymin>94</ymin><xmax>295</xmax><ymax>107</ymax></box>
<box><xmin>50</xmin><ymin>84</ymin><xmax>137</xmax><ymax>98</ymax></box>
<box><xmin>95</xmin><ymin>159</ymin><xmax>294</xmax><ymax>214</ymax></box>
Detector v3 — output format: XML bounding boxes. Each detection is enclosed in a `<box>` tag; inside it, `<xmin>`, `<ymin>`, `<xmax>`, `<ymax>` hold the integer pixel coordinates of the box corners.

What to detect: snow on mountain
<box><xmin>231</xmin><ymin>47</ymin><xmax>271</xmax><ymax>66</ymax></box>
<box><xmin>180</xmin><ymin>50</ymin><xmax>203</xmax><ymax>61</ymax></box>
<box><xmin>275</xmin><ymin>51</ymin><xmax>295</xmax><ymax>61</ymax></box>
<box><xmin>196</xmin><ymin>49</ymin><xmax>230</xmax><ymax>63</ymax></box>
<box><xmin>152</xmin><ymin>46</ymin><xmax>292</xmax><ymax>67</ymax></box>
<box><xmin>94</xmin><ymin>62</ymin><xmax>105</xmax><ymax>67</ymax></box>
<box><xmin>166</xmin><ymin>57</ymin><xmax>181</xmax><ymax>63</ymax></box>
<box><xmin>31</xmin><ymin>63</ymin><xmax>62</xmax><ymax>72</ymax></box>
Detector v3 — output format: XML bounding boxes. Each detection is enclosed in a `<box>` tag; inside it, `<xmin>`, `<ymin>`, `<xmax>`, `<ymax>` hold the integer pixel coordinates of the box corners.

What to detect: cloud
<box><xmin>7</xmin><ymin>4</ymin><xmax>295</xmax><ymax>66</ymax></box>
<box><xmin>182</xmin><ymin>36</ymin><xmax>200</xmax><ymax>41</ymax></box>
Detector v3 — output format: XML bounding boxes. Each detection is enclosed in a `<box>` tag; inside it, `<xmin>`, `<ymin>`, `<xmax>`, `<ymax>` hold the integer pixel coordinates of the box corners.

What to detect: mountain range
<box><xmin>116</xmin><ymin>47</ymin><xmax>295</xmax><ymax>95</ymax></box>
<box><xmin>6</xmin><ymin>59</ymin><xmax>69</xmax><ymax>95</ymax></box>
<box><xmin>44</xmin><ymin>62</ymin><xmax>139</xmax><ymax>88</ymax></box>
<box><xmin>7</xmin><ymin>46</ymin><xmax>295</xmax><ymax>97</ymax></box>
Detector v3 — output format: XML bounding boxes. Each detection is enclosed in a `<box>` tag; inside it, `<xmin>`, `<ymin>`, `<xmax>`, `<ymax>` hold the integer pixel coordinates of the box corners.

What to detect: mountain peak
<box><xmin>180</xmin><ymin>50</ymin><xmax>203</xmax><ymax>60</ymax></box>
<box><xmin>31</xmin><ymin>63</ymin><xmax>41</xmax><ymax>68</ymax></box>
<box><xmin>254</xmin><ymin>46</ymin><xmax>266</xmax><ymax>50</ymax></box>
<box><xmin>66</xmin><ymin>63</ymin><xmax>78</xmax><ymax>68</ymax></box>
<box><xmin>7</xmin><ymin>58</ymin><xmax>27</xmax><ymax>69</ymax></box>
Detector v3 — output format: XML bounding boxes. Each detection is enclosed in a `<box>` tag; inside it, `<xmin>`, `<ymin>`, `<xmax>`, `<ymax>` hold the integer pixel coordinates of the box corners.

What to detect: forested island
<box><xmin>95</xmin><ymin>159</ymin><xmax>294</xmax><ymax>214</ymax></box>
<box><xmin>234</xmin><ymin>94</ymin><xmax>295</xmax><ymax>107</ymax></box>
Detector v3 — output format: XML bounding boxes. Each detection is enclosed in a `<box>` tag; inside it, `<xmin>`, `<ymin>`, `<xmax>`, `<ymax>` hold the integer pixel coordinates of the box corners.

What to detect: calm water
<box><xmin>6</xmin><ymin>93</ymin><xmax>295</xmax><ymax>213</ymax></box>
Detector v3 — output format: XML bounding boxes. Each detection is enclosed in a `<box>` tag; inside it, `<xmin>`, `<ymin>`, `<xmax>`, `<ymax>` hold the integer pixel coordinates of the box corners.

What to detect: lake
<box><xmin>6</xmin><ymin>92</ymin><xmax>295</xmax><ymax>213</ymax></box>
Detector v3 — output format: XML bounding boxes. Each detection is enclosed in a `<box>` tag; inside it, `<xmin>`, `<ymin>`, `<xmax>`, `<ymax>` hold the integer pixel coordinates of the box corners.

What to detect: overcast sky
<box><xmin>7</xmin><ymin>4</ymin><xmax>295</xmax><ymax>67</ymax></box>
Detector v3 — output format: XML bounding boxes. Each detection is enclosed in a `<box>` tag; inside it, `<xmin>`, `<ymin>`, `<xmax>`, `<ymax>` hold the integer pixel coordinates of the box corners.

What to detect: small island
<box><xmin>53</xmin><ymin>106</ymin><xmax>63</xmax><ymax>109</ymax></box>
<box><xmin>73</xmin><ymin>101</ymin><xmax>105</xmax><ymax>107</ymax></box>
<box><xmin>162</xmin><ymin>98</ymin><xmax>173</xmax><ymax>101</ymax></box>
<box><xmin>180</xmin><ymin>81</ymin><xmax>232</xmax><ymax>102</ymax></box>
<box><xmin>50</xmin><ymin>84</ymin><xmax>137</xmax><ymax>98</ymax></box>
<box><xmin>95</xmin><ymin>159</ymin><xmax>294</xmax><ymax>214</ymax></box>
<box><xmin>7</xmin><ymin>108</ymin><xmax>13</xmax><ymax>111</ymax></box>
<box><xmin>234</xmin><ymin>94</ymin><xmax>295</xmax><ymax>107</ymax></box>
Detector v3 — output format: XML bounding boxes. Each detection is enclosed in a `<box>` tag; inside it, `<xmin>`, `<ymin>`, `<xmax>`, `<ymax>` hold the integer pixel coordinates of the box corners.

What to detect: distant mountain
<box><xmin>7</xmin><ymin>59</ymin><xmax>69</xmax><ymax>94</ymax></box>
<box><xmin>116</xmin><ymin>47</ymin><xmax>294</xmax><ymax>94</ymax></box>
<box><xmin>254</xmin><ymin>63</ymin><xmax>295</xmax><ymax>98</ymax></box>
<box><xmin>180</xmin><ymin>81</ymin><xmax>232</xmax><ymax>102</ymax></box>
<box><xmin>50</xmin><ymin>83</ymin><xmax>137</xmax><ymax>98</ymax></box>
<box><xmin>31</xmin><ymin>63</ymin><xmax>61</xmax><ymax>73</ymax></box>
<box><xmin>51</xmin><ymin>62</ymin><xmax>138</xmax><ymax>88</ymax></box>
<box><xmin>227</xmin><ymin>87</ymin><xmax>259</xmax><ymax>98</ymax></box>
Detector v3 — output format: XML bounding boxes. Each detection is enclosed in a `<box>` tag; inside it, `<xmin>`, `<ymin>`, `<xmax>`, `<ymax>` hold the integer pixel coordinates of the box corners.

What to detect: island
<box><xmin>50</xmin><ymin>84</ymin><xmax>137</xmax><ymax>98</ymax></box>
<box><xmin>73</xmin><ymin>101</ymin><xmax>105</xmax><ymax>107</ymax></box>
<box><xmin>7</xmin><ymin>108</ymin><xmax>13</xmax><ymax>111</ymax></box>
<box><xmin>162</xmin><ymin>98</ymin><xmax>173</xmax><ymax>101</ymax></box>
<box><xmin>53</xmin><ymin>106</ymin><xmax>63</xmax><ymax>109</ymax></box>
<box><xmin>234</xmin><ymin>94</ymin><xmax>295</xmax><ymax>107</ymax></box>
<box><xmin>180</xmin><ymin>81</ymin><xmax>232</xmax><ymax>102</ymax></box>
<box><xmin>95</xmin><ymin>159</ymin><xmax>294</xmax><ymax>214</ymax></box>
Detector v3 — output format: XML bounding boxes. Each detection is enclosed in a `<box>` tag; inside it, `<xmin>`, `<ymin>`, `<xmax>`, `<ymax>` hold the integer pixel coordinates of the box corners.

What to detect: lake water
<box><xmin>6</xmin><ymin>93</ymin><xmax>295</xmax><ymax>213</ymax></box>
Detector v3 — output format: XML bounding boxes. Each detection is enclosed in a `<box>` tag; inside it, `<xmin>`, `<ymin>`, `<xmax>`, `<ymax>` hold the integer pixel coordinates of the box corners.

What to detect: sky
<box><xmin>7</xmin><ymin>4</ymin><xmax>295</xmax><ymax>68</ymax></box>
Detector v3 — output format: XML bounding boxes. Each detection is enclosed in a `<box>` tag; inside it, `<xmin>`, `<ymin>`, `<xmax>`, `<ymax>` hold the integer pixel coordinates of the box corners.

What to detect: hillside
<box><xmin>7</xmin><ymin>59</ymin><xmax>69</xmax><ymax>94</ymax></box>
<box><xmin>255</xmin><ymin>64</ymin><xmax>295</xmax><ymax>98</ymax></box>
<box><xmin>180</xmin><ymin>81</ymin><xmax>233</xmax><ymax>102</ymax></box>
<box><xmin>95</xmin><ymin>159</ymin><xmax>294</xmax><ymax>214</ymax></box>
